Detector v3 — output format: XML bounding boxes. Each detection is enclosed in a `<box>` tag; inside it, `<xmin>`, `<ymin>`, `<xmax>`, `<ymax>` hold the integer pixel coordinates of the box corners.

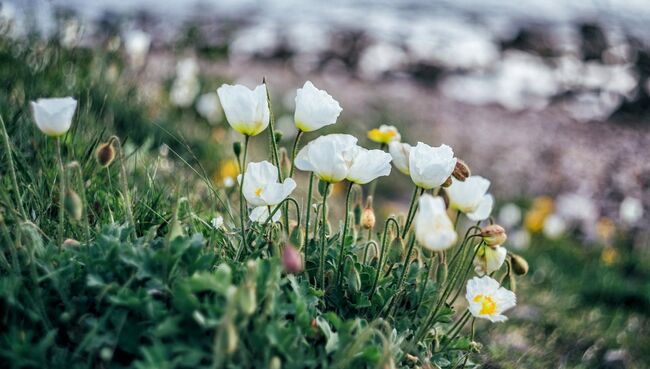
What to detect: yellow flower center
<box><xmin>473</xmin><ymin>294</ymin><xmax>497</xmax><ymax>315</ymax></box>
<box><xmin>367</xmin><ymin>129</ymin><xmax>397</xmax><ymax>144</ymax></box>
<box><xmin>255</xmin><ymin>187</ymin><xmax>263</xmax><ymax>197</ymax></box>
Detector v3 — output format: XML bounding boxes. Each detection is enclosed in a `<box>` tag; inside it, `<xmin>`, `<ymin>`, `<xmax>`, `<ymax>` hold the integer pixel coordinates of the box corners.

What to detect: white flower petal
<box><xmin>388</xmin><ymin>141</ymin><xmax>411</xmax><ymax>175</ymax></box>
<box><xmin>467</xmin><ymin>194</ymin><xmax>494</xmax><ymax>221</ymax></box>
<box><xmin>447</xmin><ymin>176</ymin><xmax>491</xmax><ymax>213</ymax></box>
<box><xmin>217</xmin><ymin>83</ymin><xmax>270</xmax><ymax>136</ymax></box>
<box><xmin>249</xmin><ymin>206</ymin><xmax>281</xmax><ymax>223</ymax></box>
<box><xmin>408</xmin><ymin>142</ymin><xmax>456</xmax><ymax>189</ymax></box>
<box><xmin>31</xmin><ymin>97</ymin><xmax>77</xmax><ymax>136</ymax></box>
<box><xmin>346</xmin><ymin>147</ymin><xmax>392</xmax><ymax>184</ymax></box>
<box><xmin>415</xmin><ymin>194</ymin><xmax>457</xmax><ymax>251</ymax></box>
<box><xmin>294</xmin><ymin>81</ymin><xmax>342</xmax><ymax>132</ymax></box>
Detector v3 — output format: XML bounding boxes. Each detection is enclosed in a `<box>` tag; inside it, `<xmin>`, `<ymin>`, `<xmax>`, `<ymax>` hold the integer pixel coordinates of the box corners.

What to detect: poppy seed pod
<box><xmin>510</xmin><ymin>253</ymin><xmax>529</xmax><ymax>275</ymax></box>
<box><xmin>452</xmin><ymin>159</ymin><xmax>471</xmax><ymax>181</ymax></box>
<box><xmin>282</xmin><ymin>245</ymin><xmax>303</xmax><ymax>274</ymax></box>
<box><xmin>95</xmin><ymin>142</ymin><xmax>116</xmax><ymax>167</ymax></box>
<box><xmin>64</xmin><ymin>190</ymin><xmax>82</xmax><ymax>221</ymax></box>
<box><xmin>481</xmin><ymin>224</ymin><xmax>507</xmax><ymax>247</ymax></box>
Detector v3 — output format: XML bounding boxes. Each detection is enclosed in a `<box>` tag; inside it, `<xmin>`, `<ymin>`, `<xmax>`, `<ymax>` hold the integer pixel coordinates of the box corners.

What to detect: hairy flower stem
<box><xmin>109</xmin><ymin>136</ymin><xmax>135</xmax><ymax>236</ymax></box>
<box><xmin>335</xmin><ymin>182</ymin><xmax>354</xmax><ymax>286</ymax></box>
<box><xmin>387</xmin><ymin>233</ymin><xmax>416</xmax><ymax>314</ymax></box>
<box><xmin>319</xmin><ymin>182</ymin><xmax>331</xmax><ymax>289</ymax></box>
<box><xmin>236</xmin><ymin>135</ymin><xmax>250</xmax><ymax>260</ymax></box>
<box><xmin>55</xmin><ymin>138</ymin><xmax>66</xmax><ymax>246</ymax></box>
<box><xmin>288</xmin><ymin>130</ymin><xmax>303</xmax><ymax>178</ymax></box>
<box><xmin>401</xmin><ymin>186</ymin><xmax>423</xmax><ymax>238</ymax></box>
<box><xmin>415</xmin><ymin>252</ymin><xmax>438</xmax><ymax>316</ymax></box>
<box><xmin>368</xmin><ymin>217</ymin><xmax>400</xmax><ymax>301</ymax></box>
<box><xmin>303</xmin><ymin>173</ymin><xmax>315</xmax><ymax>265</ymax></box>
<box><xmin>0</xmin><ymin>114</ymin><xmax>27</xmax><ymax>220</ymax></box>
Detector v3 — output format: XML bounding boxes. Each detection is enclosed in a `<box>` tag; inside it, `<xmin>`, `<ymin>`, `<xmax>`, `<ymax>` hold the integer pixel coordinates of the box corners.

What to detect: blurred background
<box><xmin>3</xmin><ymin>0</ymin><xmax>650</xmax><ymax>368</ymax></box>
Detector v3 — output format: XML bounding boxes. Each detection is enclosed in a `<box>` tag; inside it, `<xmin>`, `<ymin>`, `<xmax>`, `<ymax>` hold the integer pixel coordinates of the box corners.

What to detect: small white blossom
<box><xmin>466</xmin><ymin>276</ymin><xmax>516</xmax><ymax>323</ymax></box>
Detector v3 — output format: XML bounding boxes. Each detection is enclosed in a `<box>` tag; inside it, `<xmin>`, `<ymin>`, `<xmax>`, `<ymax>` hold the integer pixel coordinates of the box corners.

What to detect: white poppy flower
<box><xmin>124</xmin><ymin>30</ymin><xmax>151</xmax><ymax>67</ymax></box>
<box><xmin>294</xmin><ymin>134</ymin><xmax>358</xmax><ymax>183</ymax></box>
<box><xmin>388</xmin><ymin>141</ymin><xmax>412</xmax><ymax>175</ymax></box>
<box><xmin>466</xmin><ymin>276</ymin><xmax>516</xmax><ymax>322</ymax></box>
<box><xmin>447</xmin><ymin>176</ymin><xmax>491</xmax><ymax>217</ymax></box>
<box><xmin>31</xmin><ymin>97</ymin><xmax>77</xmax><ymax>137</ymax></box>
<box><xmin>620</xmin><ymin>196</ymin><xmax>643</xmax><ymax>225</ymax></box>
<box><xmin>543</xmin><ymin>214</ymin><xmax>566</xmax><ymax>239</ymax></box>
<box><xmin>195</xmin><ymin>92</ymin><xmax>221</xmax><ymax>123</ymax></box>
<box><xmin>368</xmin><ymin>124</ymin><xmax>401</xmax><ymax>144</ymax></box>
<box><xmin>414</xmin><ymin>194</ymin><xmax>458</xmax><ymax>251</ymax></box>
<box><xmin>346</xmin><ymin>146</ymin><xmax>392</xmax><ymax>184</ymax></box>
<box><xmin>408</xmin><ymin>142</ymin><xmax>457</xmax><ymax>189</ymax></box>
<box><xmin>237</xmin><ymin>161</ymin><xmax>296</xmax><ymax>207</ymax></box>
<box><xmin>294</xmin><ymin>81</ymin><xmax>342</xmax><ymax>132</ymax></box>
<box><xmin>250</xmin><ymin>206</ymin><xmax>281</xmax><ymax>223</ymax></box>
<box><xmin>474</xmin><ymin>244</ymin><xmax>507</xmax><ymax>275</ymax></box>
<box><xmin>210</xmin><ymin>216</ymin><xmax>224</xmax><ymax>229</ymax></box>
<box><xmin>217</xmin><ymin>83</ymin><xmax>270</xmax><ymax>136</ymax></box>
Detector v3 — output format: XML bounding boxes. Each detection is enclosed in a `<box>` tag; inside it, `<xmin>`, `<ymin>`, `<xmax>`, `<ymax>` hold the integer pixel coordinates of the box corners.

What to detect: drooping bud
<box><xmin>282</xmin><ymin>245</ymin><xmax>303</xmax><ymax>274</ymax></box>
<box><xmin>274</xmin><ymin>131</ymin><xmax>283</xmax><ymax>144</ymax></box>
<box><xmin>361</xmin><ymin>197</ymin><xmax>376</xmax><ymax>230</ymax></box>
<box><xmin>481</xmin><ymin>224</ymin><xmax>507</xmax><ymax>247</ymax></box>
<box><xmin>289</xmin><ymin>226</ymin><xmax>303</xmax><ymax>249</ymax></box>
<box><xmin>345</xmin><ymin>258</ymin><xmax>361</xmax><ymax>294</ymax></box>
<box><xmin>64</xmin><ymin>190</ymin><xmax>82</xmax><ymax>222</ymax></box>
<box><xmin>452</xmin><ymin>159</ymin><xmax>471</xmax><ymax>181</ymax></box>
<box><xmin>317</xmin><ymin>180</ymin><xmax>331</xmax><ymax>197</ymax></box>
<box><xmin>232</xmin><ymin>141</ymin><xmax>242</xmax><ymax>158</ymax></box>
<box><xmin>510</xmin><ymin>253</ymin><xmax>529</xmax><ymax>275</ymax></box>
<box><xmin>95</xmin><ymin>142</ymin><xmax>116</xmax><ymax>167</ymax></box>
<box><xmin>279</xmin><ymin>147</ymin><xmax>291</xmax><ymax>179</ymax></box>
<box><xmin>387</xmin><ymin>235</ymin><xmax>405</xmax><ymax>264</ymax></box>
<box><xmin>441</xmin><ymin>176</ymin><xmax>453</xmax><ymax>188</ymax></box>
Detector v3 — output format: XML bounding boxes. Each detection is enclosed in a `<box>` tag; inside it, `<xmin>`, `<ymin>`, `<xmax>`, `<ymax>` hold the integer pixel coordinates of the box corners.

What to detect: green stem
<box><xmin>56</xmin><ymin>137</ymin><xmax>66</xmax><ymax>246</ymax></box>
<box><xmin>335</xmin><ymin>182</ymin><xmax>354</xmax><ymax>286</ymax></box>
<box><xmin>415</xmin><ymin>252</ymin><xmax>438</xmax><ymax>316</ymax></box>
<box><xmin>392</xmin><ymin>233</ymin><xmax>416</xmax><ymax>301</ymax></box>
<box><xmin>68</xmin><ymin>163</ymin><xmax>91</xmax><ymax>240</ymax></box>
<box><xmin>236</xmin><ymin>135</ymin><xmax>250</xmax><ymax>260</ymax></box>
<box><xmin>263</xmin><ymin>80</ymin><xmax>282</xmax><ymax>179</ymax></box>
<box><xmin>288</xmin><ymin>130</ymin><xmax>303</xmax><ymax>178</ymax></box>
<box><xmin>319</xmin><ymin>182</ymin><xmax>330</xmax><ymax>289</ymax></box>
<box><xmin>110</xmin><ymin>136</ymin><xmax>135</xmax><ymax>235</ymax></box>
<box><xmin>401</xmin><ymin>186</ymin><xmax>422</xmax><ymax>238</ymax></box>
<box><xmin>0</xmin><ymin>114</ymin><xmax>27</xmax><ymax>220</ymax></box>
<box><xmin>303</xmin><ymin>173</ymin><xmax>314</xmax><ymax>264</ymax></box>
<box><xmin>369</xmin><ymin>217</ymin><xmax>400</xmax><ymax>301</ymax></box>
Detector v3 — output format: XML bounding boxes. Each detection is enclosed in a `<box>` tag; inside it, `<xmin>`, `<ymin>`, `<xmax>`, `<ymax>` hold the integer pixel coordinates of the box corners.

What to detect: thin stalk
<box><xmin>401</xmin><ymin>186</ymin><xmax>422</xmax><ymax>238</ymax></box>
<box><xmin>0</xmin><ymin>114</ymin><xmax>27</xmax><ymax>219</ymax></box>
<box><xmin>109</xmin><ymin>136</ymin><xmax>135</xmax><ymax>234</ymax></box>
<box><xmin>56</xmin><ymin>137</ymin><xmax>66</xmax><ymax>246</ymax></box>
<box><xmin>105</xmin><ymin>167</ymin><xmax>115</xmax><ymax>223</ymax></box>
<box><xmin>415</xmin><ymin>252</ymin><xmax>438</xmax><ymax>315</ymax></box>
<box><xmin>319</xmin><ymin>182</ymin><xmax>330</xmax><ymax>289</ymax></box>
<box><xmin>263</xmin><ymin>80</ymin><xmax>282</xmax><ymax>178</ymax></box>
<box><xmin>393</xmin><ymin>233</ymin><xmax>416</xmax><ymax>298</ymax></box>
<box><xmin>444</xmin><ymin>309</ymin><xmax>471</xmax><ymax>348</ymax></box>
<box><xmin>303</xmin><ymin>173</ymin><xmax>314</xmax><ymax>262</ymax></box>
<box><xmin>288</xmin><ymin>130</ymin><xmax>303</xmax><ymax>178</ymax></box>
<box><xmin>335</xmin><ymin>181</ymin><xmax>354</xmax><ymax>286</ymax></box>
<box><xmin>67</xmin><ymin>162</ymin><xmax>91</xmax><ymax>240</ymax></box>
<box><xmin>235</xmin><ymin>135</ymin><xmax>250</xmax><ymax>260</ymax></box>
<box><xmin>368</xmin><ymin>217</ymin><xmax>400</xmax><ymax>301</ymax></box>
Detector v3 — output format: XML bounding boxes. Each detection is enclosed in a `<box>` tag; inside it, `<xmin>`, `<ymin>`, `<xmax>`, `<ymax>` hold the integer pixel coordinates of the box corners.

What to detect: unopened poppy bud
<box><xmin>441</xmin><ymin>176</ymin><xmax>453</xmax><ymax>188</ymax></box>
<box><xmin>510</xmin><ymin>253</ymin><xmax>529</xmax><ymax>275</ymax></box>
<box><xmin>274</xmin><ymin>131</ymin><xmax>283</xmax><ymax>144</ymax></box>
<box><xmin>95</xmin><ymin>142</ymin><xmax>115</xmax><ymax>167</ymax></box>
<box><xmin>345</xmin><ymin>259</ymin><xmax>361</xmax><ymax>294</ymax></box>
<box><xmin>481</xmin><ymin>224</ymin><xmax>507</xmax><ymax>247</ymax></box>
<box><xmin>236</xmin><ymin>285</ymin><xmax>257</xmax><ymax>316</ymax></box>
<box><xmin>289</xmin><ymin>226</ymin><xmax>303</xmax><ymax>249</ymax></box>
<box><xmin>64</xmin><ymin>190</ymin><xmax>82</xmax><ymax>222</ymax></box>
<box><xmin>387</xmin><ymin>235</ymin><xmax>405</xmax><ymax>264</ymax></box>
<box><xmin>317</xmin><ymin>180</ymin><xmax>331</xmax><ymax>197</ymax></box>
<box><xmin>452</xmin><ymin>159</ymin><xmax>471</xmax><ymax>181</ymax></box>
<box><xmin>280</xmin><ymin>147</ymin><xmax>291</xmax><ymax>178</ymax></box>
<box><xmin>282</xmin><ymin>245</ymin><xmax>303</xmax><ymax>274</ymax></box>
<box><xmin>361</xmin><ymin>198</ymin><xmax>376</xmax><ymax>230</ymax></box>
<box><xmin>269</xmin><ymin>357</ymin><xmax>282</xmax><ymax>369</ymax></box>
<box><xmin>232</xmin><ymin>141</ymin><xmax>242</xmax><ymax>158</ymax></box>
<box><xmin>63</xmin><ymin>238</ymin><xmax>80</xmax><ymax>247</ymax></box>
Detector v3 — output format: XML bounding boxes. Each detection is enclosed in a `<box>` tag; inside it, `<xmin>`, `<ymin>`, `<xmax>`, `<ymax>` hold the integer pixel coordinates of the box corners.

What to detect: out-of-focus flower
<box><xmin>214</xmin><ymin>159</ymin><xmax>240</xmax><ymax>188</ymax></box>
<box><xmin>217</xmin><ymin>83</ymin><xmax>270</xmax><ymax>136</ymax></box>
<box><xmin>509</xmin><ymin>229</ymin><xmax>531</xmax><ymax>250</ymax></box>
<box><xmin>170</xmin><ymin>58</ymin><xmax>200</xmax><ymax>108</ymax></box>
<box><xmin>408</xmin><ymin>142</ymin><xmax>456</xmax><ymax>189</ymax></box>
<box><xmin>367</xmin><ymin>124</ymin><xmax>401</xmax><ymax>144</ymax></box>
<box><xmin>249</xmin><ymin>206</ymin><xmax>281</xmax><ymax>223</ymax></box>
<box><xmin>498</xmin><ymin>203</ymin><xmax>522</xmax><ymax>228</ymax></box>
<box><xmin>601</xmin><ymin>247</ymin><xmax>619</xmax><ymax>266</ymax></box>
<box><xmin>346</xmin><ymin>147</ymin><xmax>392</xmax><ymax>184</ymax></box>
<box><xmin>61</xmin><ymin>19</ymin><xmax>82</xmax><ymax>48</ymax></box>
<box><xmin>447</xmin><ymin>176</ymin><xmax>493</xmax><ymax>221</ymax></box>
<box><xmin>238</xmin><ymin>161</ymin><xmax>296</xmax><ymax>207</ymax></box>
<box><xmin>524</xmin><ymin>196</ymin><xmax>554</xmax><ymax>233</ymax></box>
<box><xmin>466</xmin><ymin>276</ymin><xmax>516</xmax><ymax>323</ymax></box>
<box><xmin>195</xmin><ymin>92</ymin><xmax>222</xmax><ymax>124</ymax></box>
<box><xmin>124</xmin><ymin>30</ymin><xmax>151</xmax><ymax>68</ymax></box>
<box><xmin>294</xmin><ymin>134</ymin><xmax>357</xmax><ymax>183</ymax></box>
<box><xmin>555</xmin><ymin>193</ymin><xmax>597</xmax><ymax>224</ymax></box>
<box><xmin>294</xmin><ymin>81</ymin><xmax>342</xmax><ymax>132</ymax></box>
<box><xmin>596</xmin><ymin>217</ymin><xmax>616</xmax><ymax>244</ymax></box>
<box><xmin>31</xmin><ymin>97</ymin><xmax>77</xmax><ymax>137</ymax></box>
<box><xmin>211</xmin><ymin>216</ymin><xmax>224</xmax><ymax>229</ymax></box>
<box><xmin>619</xmin><ymin>196</ymin><xmax>643</xmax><ymax>225</ymax></box>
<box><xmin>282</xmin><ymin>245</ymin><xmax>303</xmax><ymax>274</ymax></box>
<box><xmin>415</xmin><ymin>194</ymin><xmax>457</xmax><ymax>251</ymax></box>
<box><xmin>542</xmin><ymin>214</ymin><xmax>567</xmax><ymax>239</ymax></box>
<box><xmin>474</xmin><ymin>244</ymin><xmax>507</xmax><ymax>275</ymax></box>
<box><xmin>388</xmin><ymin>141</ymin><xmax>412</xmax><ymax>175</ymax></box>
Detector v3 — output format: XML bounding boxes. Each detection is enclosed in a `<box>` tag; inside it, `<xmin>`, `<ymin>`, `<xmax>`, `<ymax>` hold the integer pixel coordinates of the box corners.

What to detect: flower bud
<box><xmin>289</xmin><ymin>226</ymin><xmax>303</xmax><ymax>249</ymax></box>
<box><xmin>317</xmin><ymin>180</ymin><xmax>331</xmax><ymax>197</ymax></box>
<box><xmin>269</xmin><ymin>357</ymin><xmax>282</xmax><ymax>369</ymax></box>
<box><xmin>64</xmin><ymin>190</ymin><xmax>82</xmax><ymax>222</ymax></box>
<box><xmin>361</xmin><ymin>198</ymin><xmax>376</xmax><ymax>230</ymax></box>
<box><xmin>481</xmin><ymin>224</ymin><xmax>507</xmax><ymax>247</ymax></box>
<box><xmin>452</xmin><ymin>159</ymin><xmax>471</xmax><ymax>181</ymax></box>
<box><xmin>435</xmin><ymin>261</ymin><xmax>448</xmax><ymax>284</ymax></box>
<box><xmin>232</xmin><ymin>141</ymin><xmax>242</xmax><ymax>158</ymax></box>
<box><xmin>95</xmin><ymin>142</ymin><xmax>115</xmax><ymax>167</ymax></box>
<box><xmin>346</xmin><ymin>259</ymin><xmax>361</xmax><ymax>294</ymax></box>
<box><xmin>441</xmin><ymin>176</ymin><xmax>453</xmax><ymax>188</ymax></box>
<box><xmin>236</xmin><ymin>284</ymin><xmax>257</xmax><ymax>316</ymax></box>
<box><xmin>279</xmin><ymin>147</ymin><xmax>291</xmax><ymax>179</ymax></box>
<box><xmin>274</xmin><ymin>131</ymin><xmax>283</xmax><ymax>144</ymax></box>
<box><xmin>63</xmin><ymin>238</ymin><xmax>80</xmax><ymax>247</ymax></box>
<box><xmin>510</xmin><ymin>253</ymin><xmax>529</xmax><ymax>275</ymax></box>
<box><xmin>387</xmin><ymin>235</ymin><xmax>405</xmax><ymax>264</ymax></box>
<box><xmin>282</xmin><ymin>245</ymin><xmax>303</xmax><ymax>274</ymax></box>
